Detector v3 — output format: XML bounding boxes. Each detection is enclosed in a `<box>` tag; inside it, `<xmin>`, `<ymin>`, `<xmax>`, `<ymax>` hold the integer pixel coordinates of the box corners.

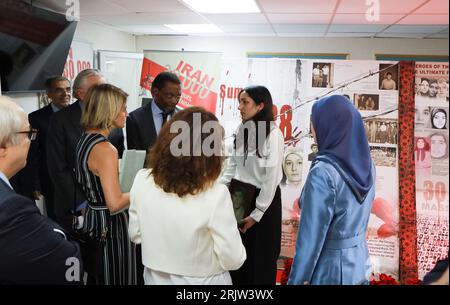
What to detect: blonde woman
<box><xmin>75</xmin><ymin>83</ymin><xmax>136</xmax><ymax>285</ymax></box>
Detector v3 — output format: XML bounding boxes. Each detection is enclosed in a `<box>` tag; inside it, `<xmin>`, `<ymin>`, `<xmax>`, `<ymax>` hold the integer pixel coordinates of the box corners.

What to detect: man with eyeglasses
<box><xmin>22</xmin><ymin>76</ymin><xmax>71</xmax><ymax>220</ymax></box>
<box><xmin>127</xmin><ymin>71</ymin><xmax>181</xmax><ymax>151</ymax></box>
<box><xmin>0</xmin><ymin>96</ymin><xmax>82</xmax><ymax>284</ymax></box>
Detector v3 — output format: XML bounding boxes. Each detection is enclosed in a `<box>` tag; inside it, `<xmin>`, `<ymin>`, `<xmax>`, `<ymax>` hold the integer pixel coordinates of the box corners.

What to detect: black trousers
<box><xmin>231</xmin><ymin>187</ymin><xmax>281</xmax><ymax>285</ymax></box>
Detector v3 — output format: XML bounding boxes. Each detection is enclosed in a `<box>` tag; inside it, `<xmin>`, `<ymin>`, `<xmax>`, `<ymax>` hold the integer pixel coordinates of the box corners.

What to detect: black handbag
<box><xmin>71</xmin><ymin>214</ymin><xmax>107</xmax><ymax>277</ymax></box>
<box><xmin>70</xmin><ymin>174</ymin><xmax>108</xmax><ymax>278</ymax></box>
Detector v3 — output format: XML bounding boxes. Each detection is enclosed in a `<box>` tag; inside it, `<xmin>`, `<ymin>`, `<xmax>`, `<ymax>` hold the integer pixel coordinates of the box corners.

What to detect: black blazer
<box><xmin>46</xmin><ymin>100</ymin><xmax>125</xmax><ymax>222</ymax></box>
<box><xmin>28</xmin><ymin>104</ymin><xmax>54</xmax><ymax>196</ymax></box>
<box><xmin>126</xmin><ymin>98</ymin><xmax>158</xmax><ymax>152</ymax></box>
<box><xmin>0</xmin><ymin>179</ymin><xmax>82</xmax><ymax>284</ymax></box>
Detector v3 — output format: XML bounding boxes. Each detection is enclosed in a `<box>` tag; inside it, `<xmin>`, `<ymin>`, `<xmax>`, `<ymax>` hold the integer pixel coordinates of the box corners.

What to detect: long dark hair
<box><xmin>234</xmin><ymin>85</ymin><xmax>275</xmax><ymax>159</ymax></box>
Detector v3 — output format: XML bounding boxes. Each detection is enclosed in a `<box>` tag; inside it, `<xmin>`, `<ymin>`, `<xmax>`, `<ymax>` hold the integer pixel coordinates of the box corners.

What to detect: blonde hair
<box><xmin>81</xmin><ymin>83</ymin><xmax>128</xmax><ymax>130</ymax></box>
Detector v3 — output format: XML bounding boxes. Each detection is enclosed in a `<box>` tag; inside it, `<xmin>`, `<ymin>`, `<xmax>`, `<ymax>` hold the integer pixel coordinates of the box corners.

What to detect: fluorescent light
<box><xmin>164</xmin><ymin>24</ymin><xmax>223</xmax><ymax>34</ymax></box>
<box><xmin>182</xmin><ymin>0</ymin><xmax>260</xmax><ymax>14</ymax></box>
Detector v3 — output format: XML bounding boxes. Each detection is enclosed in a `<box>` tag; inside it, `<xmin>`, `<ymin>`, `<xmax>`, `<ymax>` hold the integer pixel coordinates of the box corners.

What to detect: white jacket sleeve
<box><xmin>250</xmin><ymin>128</ymin><xmax>284</xmax><ymax>222</ymax></box>
<box><xmin>208</xmin><ymin>185</ymin><xmax>246</xmax><ymax>271</ymax></box>
<box><xmin>128</xmin><ymin>170</ymin><xmax>142</xmax><ymax>244</ymax></box>
<box><xmin>219</xmin><ymin>154</ymin><xmax>237</xmax><ymax>186</ymax></box>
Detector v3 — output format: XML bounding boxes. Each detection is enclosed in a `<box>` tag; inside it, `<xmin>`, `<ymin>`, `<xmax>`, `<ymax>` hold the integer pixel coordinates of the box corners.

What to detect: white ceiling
<box><xmin>36</xmin><ymin>0</ymin><xmax>449</xmax><ymax>38</ymax></box>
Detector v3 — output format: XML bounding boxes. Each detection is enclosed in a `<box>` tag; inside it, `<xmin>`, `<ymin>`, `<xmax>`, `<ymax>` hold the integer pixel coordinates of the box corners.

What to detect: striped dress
<box><xmin>75</xmin><ymin>132</ymin><xmax>137</xmax><ymax>285</ymax></box>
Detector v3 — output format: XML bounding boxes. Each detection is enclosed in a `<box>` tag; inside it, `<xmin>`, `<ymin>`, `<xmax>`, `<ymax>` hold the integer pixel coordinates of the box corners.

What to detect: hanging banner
<box><xmin>63</xmin><ymin>40</ymin><xmax>93</xmax><ymax>83</ymax></box>
<box><xmin>140</xmin><ymin>51</ymin><xmax>221</xmax><ymax>113</ymax></box>
<box><xmin>414</xmin><ymin>61</ymin><xmax>449</xmax><ymax>280</ymax></box>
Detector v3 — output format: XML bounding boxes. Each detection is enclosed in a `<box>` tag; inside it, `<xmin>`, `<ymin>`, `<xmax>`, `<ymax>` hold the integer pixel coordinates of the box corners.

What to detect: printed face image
<box><xmin>429</xmin><ymin>82</ymin><xmax>438</xmax><ymax>97</ymax></box>
<box><xmin>417</xmin><ymin>138</ymin><xmax>425</xmax><ymax>149</ymax></box>
<box><xmin>415</xmin><ymin>105</ymin><xmax>431</xmax><ymax>128</ymax></box>
<box><xmin>437</xmin><ymin>82</ymin><xmax>448</xmax><ymax>99</ymax></box>
<box><xmin>432</xmin><ymin>110</ymin><xmax>447</xmax><ymax>129</ymax></box>
<box><xmin>430</xmin><ymin>134</ymin><xmax>448</xmax><ymax>159</ymax></box>
<box><xmin>283</xmin><ymin>153</ymin><xmax>303</xmax><ymax>184</ymax></box>
<box><xmin>420</xmin><ymin>80</ymin><xmax>430</xmax><ymax>95</ymax></box>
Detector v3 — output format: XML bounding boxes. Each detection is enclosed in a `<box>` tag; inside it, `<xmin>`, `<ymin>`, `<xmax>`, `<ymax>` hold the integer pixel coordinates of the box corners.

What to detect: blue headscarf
<box><xmin>311</xmin><ymin>95</ymin><xmax>373</xmax><ymax>203</ymax></box>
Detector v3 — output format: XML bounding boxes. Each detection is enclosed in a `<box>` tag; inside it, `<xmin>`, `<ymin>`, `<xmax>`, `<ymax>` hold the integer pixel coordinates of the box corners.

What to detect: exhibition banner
<box><xmin>215</xmin><ymin>58</ymin><xmax>401</xmax><ymax>280</ymax></box>
<box><xmin>414</xmin><ymin>62</ymin><xmax>449</xmax><ymax>279</ymax></box>
<box><xmin>63</xmin><ymin>40</ymin><xmax>93</xmax><ymax>83</ymax></box>
<box><xmin>140</xmin><ymin>51</ymin><xmax>221</xmax><ymax>113</ymax></box>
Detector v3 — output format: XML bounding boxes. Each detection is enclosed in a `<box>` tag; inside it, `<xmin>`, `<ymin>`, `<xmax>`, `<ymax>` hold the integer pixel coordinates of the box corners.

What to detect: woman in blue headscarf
<box><xmin>288</xmin><ymin>95</ymin><xmax>375</xmax><ymax>285</ymax></box>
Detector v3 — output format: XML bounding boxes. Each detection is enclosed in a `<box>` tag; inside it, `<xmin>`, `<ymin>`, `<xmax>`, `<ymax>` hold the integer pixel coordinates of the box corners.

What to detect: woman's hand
<box><xmin>239</xmin><ymin>216</ymin><xmax>257</xmax><ymax>233</ymax></box>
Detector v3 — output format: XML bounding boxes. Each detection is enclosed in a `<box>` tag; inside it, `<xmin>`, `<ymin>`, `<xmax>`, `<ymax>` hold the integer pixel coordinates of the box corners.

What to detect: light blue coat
<box><xmin>288</xmin><ymin>156</ymin><xmax>375</xmax><ymax>285</ymax></box>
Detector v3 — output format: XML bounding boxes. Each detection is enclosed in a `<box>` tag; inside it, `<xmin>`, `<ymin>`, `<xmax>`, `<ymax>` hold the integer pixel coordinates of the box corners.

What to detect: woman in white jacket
<box><xmin>128</xmin><ymin>106</ymin><xmax>246</xmax><ymax>285</ymax></box>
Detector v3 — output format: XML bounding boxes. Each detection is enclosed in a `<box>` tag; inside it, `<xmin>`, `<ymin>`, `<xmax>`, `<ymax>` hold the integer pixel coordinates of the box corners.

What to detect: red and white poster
<box><xmin>63</xmin><ymin>40</ymin><xmax>93</xmax><ymax>83</ymax></box>
<box><xmin>216</xmin><ymin>58</ymin><xmax>400</xmax><ymax>281</ymax></box>
<box><xmin>414</xmin><ymin>62</ymin><xmax>449</xmax><ymax>279</ymax></box>
<box><xmin>140</xmin><ymin>51</ymin><xmax>221</xmax><ymax>114</ymax></box>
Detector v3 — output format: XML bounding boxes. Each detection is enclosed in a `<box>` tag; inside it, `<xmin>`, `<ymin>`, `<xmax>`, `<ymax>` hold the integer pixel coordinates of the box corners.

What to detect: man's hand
<box><xmin>33</xmin><ymin>190</ymin><xmax>42</xmax><ymax>200</ymax></box>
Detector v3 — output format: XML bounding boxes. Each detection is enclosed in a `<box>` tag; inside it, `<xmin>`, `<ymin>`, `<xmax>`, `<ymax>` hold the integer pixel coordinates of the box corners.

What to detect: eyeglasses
<box><xmin>16</xmin><ymin>129</ymin><xmax>38</xmax><ymax>141</ymax></box>
<box><xmin>163</xmin><ymin>93</ymin><xmax>182</xmax><ymax>101</ymax></box>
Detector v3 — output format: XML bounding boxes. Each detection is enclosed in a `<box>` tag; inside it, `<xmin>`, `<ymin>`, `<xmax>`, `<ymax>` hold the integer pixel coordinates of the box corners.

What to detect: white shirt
<box><xmin>129</xmin><ymin>170</ymin><xmax>246</xmax><ymax>279</ymax></box>
<box><xmin>220</xmin><ymin>127</ymin><xmax>284</xmax><ymax>222</ymax></box>
<box><xmin>144</xmin><ymin>268</ymin><xmax>232</xmax><ymax>285</ymax></box>
<box><xmin>0</xmin><ymin>171</ymin><xmax>12</xmax><ymax>190</ymax></box>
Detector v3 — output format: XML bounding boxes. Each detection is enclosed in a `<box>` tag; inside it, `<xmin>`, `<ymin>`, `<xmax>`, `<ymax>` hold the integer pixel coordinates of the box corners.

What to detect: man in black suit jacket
<box><xmin>0</xmin><ymin>96</ymin><xmax>82</xmax><ymax>285</ymax></box>
<box><xmin>46</xmin><ymin>69</ymin><xmax>124</xmax><ymax>231</ymax></box>
<box><xmin>126</xmin><ymin>72</ymin><xmax>181</xmax><ymax>285</ymax></box>
<box><xmin>127</xmin><ymin>71</ymin><xmax>181</xmax><ymax>152</ymax></box>
<box><xmin>22</xmin><ymin>76</ymin><xmax>72</xmax><ymax>220</ymax></box>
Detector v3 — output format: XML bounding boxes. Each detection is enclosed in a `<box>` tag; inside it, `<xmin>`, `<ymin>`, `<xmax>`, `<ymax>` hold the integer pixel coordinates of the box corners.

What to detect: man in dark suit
<box><xmin>0</xmin><ymin>96</ymin><xmax>83</xmax><ymax>284</ymax></box>
<box><xmin>126</xmin><ymin>72</ymin><xmax>181</xmax><ymax>284</ymax></box>
<box><xmin>127</xmin><ymin>71</ymin><xmax>181</xmax><ymax>152</ymax></box>
<box><xmin>22</xmin><ymin>76</ymin><xmax>72</xmax><ymax>220</ymax></box>
<box><xmin>46</xmin><ymin>69</ymin><xmax>124</xmax><ymax>231</ymax></box>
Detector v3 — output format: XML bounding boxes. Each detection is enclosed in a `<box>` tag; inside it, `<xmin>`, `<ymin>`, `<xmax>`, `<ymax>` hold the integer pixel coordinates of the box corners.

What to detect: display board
<box><xmin>414</xmin><ymin>62</ymin><xmax>449</xmax><ymax>279</ymax></box>
<box><xmin>215</xmin><ymin>58</ymin><xmax>400</xmax><ymax>279</ymax></box>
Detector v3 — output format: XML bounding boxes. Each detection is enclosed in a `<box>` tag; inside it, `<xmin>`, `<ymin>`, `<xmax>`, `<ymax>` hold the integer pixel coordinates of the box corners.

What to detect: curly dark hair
<box><xmin>146</xmin><ymin>106</ymin><xmax>224</xmax><ymax>197</ymax></box>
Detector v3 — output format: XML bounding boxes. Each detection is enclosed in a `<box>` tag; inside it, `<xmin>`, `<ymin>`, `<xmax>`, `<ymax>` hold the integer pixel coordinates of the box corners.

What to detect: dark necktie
<box><xmin>161</xmin><ymin>112</ymin><xmax>169</xmax><ymax>126</ymax></box>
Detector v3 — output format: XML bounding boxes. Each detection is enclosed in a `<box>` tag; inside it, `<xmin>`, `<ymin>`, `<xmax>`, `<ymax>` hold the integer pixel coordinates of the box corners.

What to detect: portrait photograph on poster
<box><xmin>354</xmin><ymin>93</ymin><xmax>380</xmax><ymax>111</ymax></box>
<box><xmin>364</xmin><ymin>118</ymin><xmax>398</xmax><ymax>144</ymax></box>
<box><xmin>370</xmin><ymin>146</ymin><xmax>397</xmax><ymax>167</ymax></box>
<box><xmin>311</xmin><ymin>62</ymin><xmax>333</xmax><ymax>88</ymax></box>
<box><xmin>430</xmin><ymin>107</ymin><xmax>448</xmax><ymax>130</ymax></box>
<box><xmin>415</xmin><ymin>104</ymin><xmax>432</xmax><ymax>129</ymax></box>
<box><xmin>430</xmin><ymin>132</ymin><xmax>449</xmax><ymax>160</ymax></box>
<box><xmin>379</xmin><ymin>63</ymin><xmax>399</xmax><ymax>90</ymax></box>
<box><xmin>415</xmin><ymin>77</ymin><xmax>448</xmax><ymax>100</ymax></box>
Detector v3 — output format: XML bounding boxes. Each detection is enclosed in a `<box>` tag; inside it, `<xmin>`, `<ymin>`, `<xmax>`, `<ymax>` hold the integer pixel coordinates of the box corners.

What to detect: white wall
<box><xmin>5</xmin><ymin>20</ymin><xmax>136</xmax><ymax>114</ymax></box>
<box><xmin>136</xmin><ymin>36</ymin><xmax>449</xmax><ymax>60</ymax></box>
<box><xmin>74</xmin><ymin>21</ymin><xmax>136</xmax><ymax>53</ymax></box>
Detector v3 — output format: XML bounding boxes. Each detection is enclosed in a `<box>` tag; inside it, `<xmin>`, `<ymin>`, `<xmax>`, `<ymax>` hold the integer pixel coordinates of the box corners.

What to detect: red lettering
<box><xmin>181</xmin><ymin>63</ymin><xmax>194</xmax><ymax>77</ymax></box>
